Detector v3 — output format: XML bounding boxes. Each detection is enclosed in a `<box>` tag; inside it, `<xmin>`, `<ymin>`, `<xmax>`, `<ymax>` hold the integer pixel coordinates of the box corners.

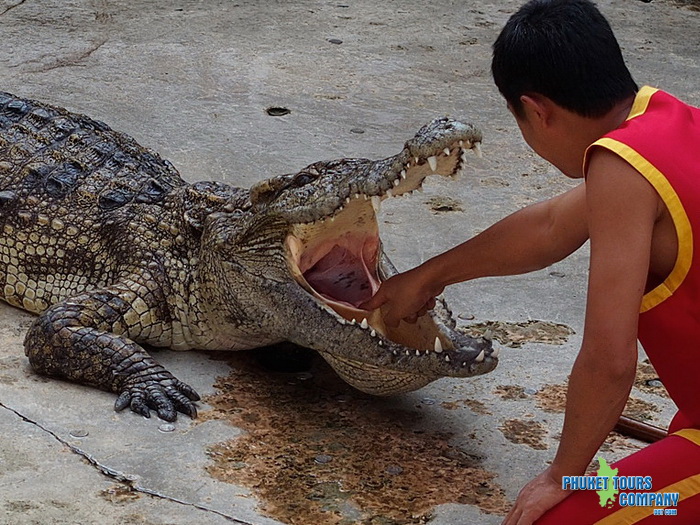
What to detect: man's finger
<box><xmin>382</xmin><ymin>307</ymin><xmax>403</xmax><ymax>328</ymax></box>
<box><xmin>359</xmin><ymin>293</ymin><xmax>386</xmax><ymax>311</ymax></box>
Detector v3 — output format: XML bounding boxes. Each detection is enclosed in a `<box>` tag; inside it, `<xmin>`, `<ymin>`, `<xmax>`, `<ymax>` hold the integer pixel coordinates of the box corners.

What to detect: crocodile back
<box><xmin>0</xmin><ymin>93</ymin><xmax>188</xmax><ymax>313</ymax></box>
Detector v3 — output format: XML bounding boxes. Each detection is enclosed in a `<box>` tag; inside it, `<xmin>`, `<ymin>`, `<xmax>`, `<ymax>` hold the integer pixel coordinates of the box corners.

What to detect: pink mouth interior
<box><xmin>302</xmin><ymin>239</ymin><xmax>379</xmax><ymax>308</ymax></box>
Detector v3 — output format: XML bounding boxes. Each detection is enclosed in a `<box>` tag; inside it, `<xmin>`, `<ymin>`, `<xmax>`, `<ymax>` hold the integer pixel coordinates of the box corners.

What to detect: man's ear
<box><xmin>520</xmin><ymin>94</ymin><xmax>554</xmax><ymax>127</ymax></box>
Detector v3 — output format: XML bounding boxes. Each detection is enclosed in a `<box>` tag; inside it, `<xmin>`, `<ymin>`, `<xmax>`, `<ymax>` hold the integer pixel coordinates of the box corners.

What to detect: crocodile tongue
<box><xmin>303</xmin><ymin>243</ymin><xmax>378</xmax><ymax>308</ymax></box>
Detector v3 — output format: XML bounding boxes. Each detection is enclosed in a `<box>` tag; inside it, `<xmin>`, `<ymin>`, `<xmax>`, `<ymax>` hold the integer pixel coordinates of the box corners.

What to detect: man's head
<box><xmin>492</xmin><ymin>0</ymin><xmax>638</xmax><ymax>119</ymax></box>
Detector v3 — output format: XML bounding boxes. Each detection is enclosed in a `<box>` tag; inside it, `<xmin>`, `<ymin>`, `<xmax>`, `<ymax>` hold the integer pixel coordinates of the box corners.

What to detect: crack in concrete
<box><xmin>0</xmin><ymin>401</ymin><xmax>257</xmax><ymax>525</ymax></box>
<box><xmin>0</xmin><ymin>0</ymin><xmax>28</xmax><ymax>16</ymax></box>
<box><xmin>19</xmin><ymin>39</ymin><xmax>108</xmax><ymax>74</ymax></box>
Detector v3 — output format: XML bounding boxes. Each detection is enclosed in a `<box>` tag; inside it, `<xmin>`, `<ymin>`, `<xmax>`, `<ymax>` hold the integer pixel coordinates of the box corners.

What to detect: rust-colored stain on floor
<box><xmin>493</xmin><ymin>385</ymin><xmax>528</xmax><ymax>401</ymax></box>
<box><xmin>201</xmin><ymin>351</ymin><xmax>509</xmax><ymax>525</ymax></box>
<box><xmin>460</xmin><ymin>320</ymin><xmax>574</xmax><ymax>348</ymax></box>
<box><xmin>599</xmin><ymin>431</ymin><xmax>645</xmax><ymax>454</ymax></box>
<box><xmin>634</xmin><ymin>359</ymin><xmax>669</xmax><ymax>397</ymax></box>
<box><xmin>99</xmin><ymin>484</ymin><xmax>140</xmax><ymax>504</ymax></box>
<box><xmin>533</xmin><ymin>383</ymin><xmax>568</xmax><ymax>413</ymax></box>
<box><xmin>534</xmin><ymin>383</ymin><xmax>660</xmax><ymax>422</ymax></box>
<box><xmin>499</xmin><ymin>419</ymin><xmax>549</xmax><ymax>450</ymax></box>
<box><xmin>440</xmin><ymin>398</ymin><xmax>492</xmax><ymax>415</ymax></box>
<box><xmin>425</xmin><ymin>195</ymin><xmax>464</xmax><ymax>214</ymax></box>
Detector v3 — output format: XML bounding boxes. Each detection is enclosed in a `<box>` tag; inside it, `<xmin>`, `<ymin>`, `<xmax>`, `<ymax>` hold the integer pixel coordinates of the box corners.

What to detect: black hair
<box><xmin>492</xmin><ymin>0</ymin><xmax>638</xmax><ymax>118</ymax></box>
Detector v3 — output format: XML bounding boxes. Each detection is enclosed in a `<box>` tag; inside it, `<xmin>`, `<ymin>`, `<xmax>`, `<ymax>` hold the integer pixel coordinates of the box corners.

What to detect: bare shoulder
<box><xmin>585</xmin><ymin>146</ymin><xmax>662</xmax><ymax>221</ymax></box>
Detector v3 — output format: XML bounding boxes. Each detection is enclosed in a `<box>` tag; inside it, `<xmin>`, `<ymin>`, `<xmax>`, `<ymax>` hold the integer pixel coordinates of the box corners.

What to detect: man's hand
<box><xmin>502</xmin><ymin>468</ymin><xmax>570</xmax><ymax>525</ymax></box>
<box><xmin>360</xmin><ymin>267</ymin><xmax>441</xmax><ymax>327</ymax></box>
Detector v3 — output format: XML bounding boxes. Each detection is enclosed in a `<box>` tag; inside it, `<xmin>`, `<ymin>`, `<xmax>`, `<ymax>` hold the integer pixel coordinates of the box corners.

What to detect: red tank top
<box><xmin>586</xmin><ymin>86</ymin><xmax>700</xmax><ymax>429</ymax></box>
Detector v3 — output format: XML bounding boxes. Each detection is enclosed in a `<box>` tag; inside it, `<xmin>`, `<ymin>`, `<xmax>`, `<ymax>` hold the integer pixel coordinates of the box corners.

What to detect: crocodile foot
<box><xmin>115</xmin><ymin>370</ymin><xmax>200</xmax><ymax>421</ymax></box>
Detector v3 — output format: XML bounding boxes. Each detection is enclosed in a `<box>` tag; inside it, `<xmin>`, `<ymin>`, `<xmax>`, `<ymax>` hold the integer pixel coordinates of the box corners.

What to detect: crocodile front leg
<box><xmin>24</xmin><ymin>284</ymin><xmax>199</xmax><ymax>421</ymax></box>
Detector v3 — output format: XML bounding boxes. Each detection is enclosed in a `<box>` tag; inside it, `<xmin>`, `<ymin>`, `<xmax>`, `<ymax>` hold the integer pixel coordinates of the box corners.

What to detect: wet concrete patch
<box><xmin>460</xmin><ymin>320</ymin><xmax>575</xmax><ymax>348</ymax></box>
<box><xmin>201</xmin><ymin>351</ymin><xmax>509</xmax><ymax>524</ymax></box>
<box><xmin>499</xmin><ymin>419</ymin><xmax>548</xmax><ymax>451</ymax></box>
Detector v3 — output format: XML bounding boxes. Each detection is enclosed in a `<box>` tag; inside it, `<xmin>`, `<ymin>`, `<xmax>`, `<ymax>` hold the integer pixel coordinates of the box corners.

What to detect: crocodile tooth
<box><xmin>371</xmin><ymin>195</ymin><xmax>381</xmax><ymax>213</ymax></box>
<box><xmin>414</xmin><ymin>156</ymin><xmax>419</xmax><ymax>164</ymax></box>
<box><xmin>400</xmin><ymin>170</ymin><xmax>407</xmax><ymax>179</ymax></box>
<box><xmin>461</xmin><ymin>361</ymin><xmax>467</xmax><ymax>367</ymax></box>
<box><xmin>445</xmin><ymin>355</ymin><xmax>451</xmax><ymax>362</ymax></box>
<box><xmin>338</xmin><ymin>318</ymin><xmax>346</xmax><ymax>325</ymax></box>
<box><xmin>346</xmin><ymin>197</ymin><xmax>351</xmax><ymax>204</ymax></box>
<box><xmin>434</xmin><ymin>337</ymin><xmax>443</xmax><ymax>353</ymax></box>
<box><xmin>360</xmin><ymin>318</ymin><xmax>368</xmax><ymax>329</ymax></box>
<box><xmin>350</xmin><ymin>318</ymin><xmax>356</xmax><ymax>325</ymax></box>
<box><xmin>393</xmin><ymin>350</ymin><xmax>398</xmax><ymax>355</ymax></box>
<box><xmin>459</xmin><ymin>140</ymin><xmax>464</xmax><ymax>147</ymax></box>
<box><xmin>415</xmin><ymin>350</ymin><xmax>421</xmax><ymax>356</ymax></box>
<box><xmin>386</xmin><ymin>188</ymin><xmax>393</xmax><ymax>197</ymax></box>
<box><xmin>354</xmin><ymin>193</ymin><xmax>361</xmax><ymax>199</ymax></box>
<box><xmin>491</xmin><ymin>346</ymin><xmax>500</xmax><ymax>359</ymax></box>
<box><xmin>474</xmin><ymin>350</ymin><xmax>485</xmax><ymax>363</ymax></box>
<box><xmin>393</xmin><ymin>178</ymin><xmax>400</xmax><ymax>187</ymax></box>
<box><xmin>427</xmin><ymin>155</ymin><xmax>438</xmax><ymax>172</ymax></box>
<box><xmin>443</xmin><ymin>147</ymin><xmax>451</xmax><ymax>156</ymax></box>
<box><xmin>405</xmin><ymin>350</ymin><xmax>410</xmax><ymax>356</ymax></box>
<box><xmin>378</xmin><ymin>340</ymin><xmax>383</xmax><ymax>346</ymax></box>
<box><xmin>370</xmin><ymin>329</ymin><xmax>376</xmax><ymax>337</ymax></box>
<box><xmin>473</xmin><ymin>142</ymin><xmax>482</xmax><ymax>158</ymax></box>
<box><xmin>405</xmin><ymin>162</ymin><xmax>411</xmax><ymax>169</ymax></box>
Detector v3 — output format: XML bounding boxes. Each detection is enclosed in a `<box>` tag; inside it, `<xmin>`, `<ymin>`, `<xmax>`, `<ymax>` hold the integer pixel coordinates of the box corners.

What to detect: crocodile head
<box><xmin>204</xmin><ymin>118</ymin><xmax>497</xmax><ymax>395</ymax></box>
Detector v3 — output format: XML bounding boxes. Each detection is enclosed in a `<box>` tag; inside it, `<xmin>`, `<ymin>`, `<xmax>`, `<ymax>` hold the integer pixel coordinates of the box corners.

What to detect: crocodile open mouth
<box><xmin>286</xmin><ymin>142</ymin><xmax>478</xmax><ymax>354</ymax></box>
<box><xmin>287</xmin><ymin>196</ymin><xmax>382</xmax><ymax>315</ymax></box>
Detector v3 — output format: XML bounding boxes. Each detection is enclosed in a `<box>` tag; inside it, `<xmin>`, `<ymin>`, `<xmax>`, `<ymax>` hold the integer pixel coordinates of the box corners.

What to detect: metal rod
<box><xmin>614</xmin><ymin>415</ymin><xmax>668</xmax><ymax>443</ymax></box>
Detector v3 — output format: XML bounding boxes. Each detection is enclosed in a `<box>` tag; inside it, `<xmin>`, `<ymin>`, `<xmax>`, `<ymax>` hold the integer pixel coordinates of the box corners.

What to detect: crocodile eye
<box><xmin>291</xmin><ymin>172</ymin><xmax>317</xmax><ymax>188</ymax></box>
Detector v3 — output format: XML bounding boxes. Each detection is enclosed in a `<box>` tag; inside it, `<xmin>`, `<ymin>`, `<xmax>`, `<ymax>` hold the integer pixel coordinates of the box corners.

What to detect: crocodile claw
<box><xmin>115</xmin><ymin>374</ymin><xmax>200</xmax><ymax>421</ymax></box>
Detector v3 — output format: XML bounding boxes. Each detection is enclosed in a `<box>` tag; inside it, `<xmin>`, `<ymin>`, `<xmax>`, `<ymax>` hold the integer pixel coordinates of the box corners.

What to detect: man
<box><xmin>361</xmin><ymin>1</ymin><xmax>700</xmax><ymax>523</ymax></box>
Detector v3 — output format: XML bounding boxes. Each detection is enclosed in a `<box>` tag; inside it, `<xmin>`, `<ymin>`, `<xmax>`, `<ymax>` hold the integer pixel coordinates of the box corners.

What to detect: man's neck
<box><xmin>562</xmin><ymin>95</ymin><xmax>636</xmax><ymax>178</ymax></box>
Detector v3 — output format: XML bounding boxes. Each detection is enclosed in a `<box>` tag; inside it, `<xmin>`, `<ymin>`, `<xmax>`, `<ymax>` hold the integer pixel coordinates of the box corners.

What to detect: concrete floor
<box><xmin>0</xmin><ymin>1</ymin><xmax>698</xmax><ymax>524</ymax></box>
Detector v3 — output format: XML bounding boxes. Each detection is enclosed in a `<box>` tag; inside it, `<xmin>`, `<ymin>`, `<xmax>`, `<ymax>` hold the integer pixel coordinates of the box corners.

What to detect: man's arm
<box><xmin>363</xmin><ymin>183</ymin><xmax>589</xmax><ymax>325</ymax></box>
<box><xmin>504</xmin><ymin>148</ymin><xmax>660</xmax><ymax>525</ymax></box>
<box><xmin>552</xmin><ymin>149</ymin><xmax>657</xmax><ymax>475</ymax></box>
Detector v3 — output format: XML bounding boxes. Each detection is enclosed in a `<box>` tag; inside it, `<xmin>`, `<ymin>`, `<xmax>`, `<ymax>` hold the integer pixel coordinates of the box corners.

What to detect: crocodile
<box><xmin>0</xmin><ymin>92</ymin><xmax>497</xmax><ymax>421</ymax></box>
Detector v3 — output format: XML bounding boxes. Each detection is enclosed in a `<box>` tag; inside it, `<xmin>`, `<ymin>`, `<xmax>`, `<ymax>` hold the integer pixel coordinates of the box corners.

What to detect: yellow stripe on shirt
<box><xmin>588</xmin><ymin>137</ymin><xmax>693</xmax><ymax>313</ymax></box>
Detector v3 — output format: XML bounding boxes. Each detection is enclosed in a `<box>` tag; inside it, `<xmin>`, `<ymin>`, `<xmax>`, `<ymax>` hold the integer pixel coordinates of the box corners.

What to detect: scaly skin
<box><xmin>0</xmin><ymin>92</ymin><xmax>497</xmax><ymax>421</ymax></box>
